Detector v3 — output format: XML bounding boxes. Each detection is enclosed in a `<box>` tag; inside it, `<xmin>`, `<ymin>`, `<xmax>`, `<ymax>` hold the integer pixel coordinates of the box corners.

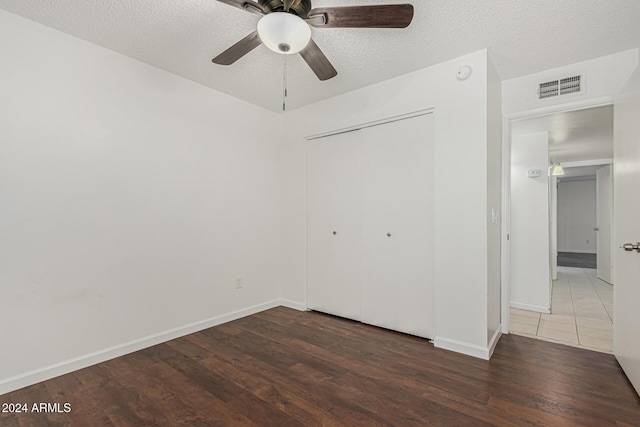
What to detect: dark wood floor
<box><xmin>2</xmin><ymin>307</ymin><xmax>639</xmax><ymax>426</ymax></box>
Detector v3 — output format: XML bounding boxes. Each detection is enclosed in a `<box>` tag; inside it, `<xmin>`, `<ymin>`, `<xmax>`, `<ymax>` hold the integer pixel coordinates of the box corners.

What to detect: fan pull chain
<box><xmin>283</xmin><ymin>56</ymin><xmax>288</xmax><ymax>112</ymax></box>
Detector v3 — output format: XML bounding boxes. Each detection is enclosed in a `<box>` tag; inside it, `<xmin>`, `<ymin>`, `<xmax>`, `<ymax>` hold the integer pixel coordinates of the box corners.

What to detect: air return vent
<box><xmin>537</xmin><ymin>73</ymin><xmax>584</xmax><ymax>100</ymax></box>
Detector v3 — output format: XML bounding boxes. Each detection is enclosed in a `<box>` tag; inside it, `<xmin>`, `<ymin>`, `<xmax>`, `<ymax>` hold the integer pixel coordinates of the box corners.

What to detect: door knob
<box><xmin>621</xmin><ymin>242</ymin><xmax>640</xmax><ymax>253</ymax></box>
<box><xmin>332</xmin><ymin>231</ymin><xmax>337</xmax><ymax>235</ymax></box>
<box><xmin>593</xmin><ymin>227</ymin><xmax>599</xmax><ymax>231</ymax></box>
<box><xmin>387</xmin><ymin>232</ymin><xmax>391</xmax><ymax>237</ymax></box>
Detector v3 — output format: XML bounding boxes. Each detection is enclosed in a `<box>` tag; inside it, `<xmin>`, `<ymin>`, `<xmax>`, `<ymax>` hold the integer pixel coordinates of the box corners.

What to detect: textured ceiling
<box><xmin>512</xmin><ymin>105</ymin><xmax>613</xmax><ymax>170</ymax></box>
<box><xmin>1</xmin><ymin>0</ymin><xmax>639</xmax><ymax>112</ymax></box>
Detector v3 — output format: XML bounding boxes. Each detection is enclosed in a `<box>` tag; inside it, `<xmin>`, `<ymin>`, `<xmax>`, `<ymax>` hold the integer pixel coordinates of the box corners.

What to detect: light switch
<box><xmin>527</xmin><ymin>169</ymin><xmax>541</xmax><ymax>178</ymax></box>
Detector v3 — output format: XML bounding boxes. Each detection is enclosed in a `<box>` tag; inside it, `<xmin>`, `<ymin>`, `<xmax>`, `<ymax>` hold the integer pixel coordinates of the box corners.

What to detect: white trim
<box><xmin>487</xmin><ymin>328</ymin><xmax>502</xmax><ymax>359</ymax></box>
<box><xmin>562</xmin><ymin>158</ymin><xmax>613</xmax><ymax>168</ymax></box>
<box><xmin>508</xmin><ymin>96</ymin><xmax>614</xmax><ymax>122</ymax></box>
<box><xmin>433</xmin><ymin>336</ymin><xmax>496</xmax><ymax>360</ymax></box>
<box><xmin>0</xmin><ymin>299</ymin><xmax>285</xmax><ymax>395</ymax></box>
<box><xmin>510</xmin><ymin>302</ymin><xmax>551</xmax><ymax>314</ymax></box>
<box><xmin>279</xmin><ymin>299</ymin><xmax>307</xmax><ymax>311</ymax></box>
<box><xmin>305</xmin><ymin>108</ymin><xmax>435</xmax><ymax>140</ymax></box>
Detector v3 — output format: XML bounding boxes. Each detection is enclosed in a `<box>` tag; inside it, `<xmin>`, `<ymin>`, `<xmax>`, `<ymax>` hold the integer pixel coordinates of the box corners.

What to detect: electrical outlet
<box><xmin>235</xmin><ymin>276</ymin><xmax>243</xmax><ymax>289</ymax></box>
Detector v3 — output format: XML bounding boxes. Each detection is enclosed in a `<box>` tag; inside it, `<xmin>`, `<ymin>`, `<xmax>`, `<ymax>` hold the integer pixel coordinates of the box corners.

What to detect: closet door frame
<box><xmin>306</xmin><ymin>109</ymin><xmax>435</xmax><ymax>337</ymax></box>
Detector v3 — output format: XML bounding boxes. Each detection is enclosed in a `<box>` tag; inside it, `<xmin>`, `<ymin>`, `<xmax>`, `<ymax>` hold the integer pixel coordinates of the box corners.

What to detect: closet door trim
<box><xmin>305</xmin><ymin>108</ymin><xmax>434</xmax><ymax>141</ymax></box>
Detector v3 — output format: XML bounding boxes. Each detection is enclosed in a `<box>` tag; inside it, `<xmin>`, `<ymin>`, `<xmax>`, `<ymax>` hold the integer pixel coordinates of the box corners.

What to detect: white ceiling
<box><xmin>1</xmin><ymin>0</ymin><xmax>640</xmax><ymax>112</ymax></box>
<box><xmin>511</xmin><ymin>105</ymin><xmax>613</xmax><ymax>167</ymax></box>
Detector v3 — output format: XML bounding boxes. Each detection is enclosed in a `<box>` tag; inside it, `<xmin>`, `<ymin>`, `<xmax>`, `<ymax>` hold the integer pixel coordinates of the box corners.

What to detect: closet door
<box><xmin>360</xmin><ymin>127</ymin><xmax>395</xmax><ymax>330</ymax></box>
<box><xmin>390</xmin><ymin>114</ymin><xmax>434</xmax><ymax>338</ymax></box>
<box><xmin>360</xmin><ymin>114</ymin><xmax>435</xmax><ymax>338</ymax></box>
<box><xmin>307</xmin><ymin>131</ymin><xmax>361</xmax><ymax>320</ymax></box>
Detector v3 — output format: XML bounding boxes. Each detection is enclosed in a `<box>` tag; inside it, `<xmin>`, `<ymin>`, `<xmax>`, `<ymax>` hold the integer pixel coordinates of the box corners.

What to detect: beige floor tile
<box><xmin>537</xmin><ymin>327</ymin><xmax>579</xmax><ymax>344</ymax></box>
<box><xmin>574</xmin><ymin>306</ymin><xmax>608</xmax><ymax>316</ymax></box>
<box><xmin>552</xmin><ymin>306</ymin><xmax>575</xmax><ymax>316</ymax></box>
<box><xmin>579</xmin><ymin>334</ymin><xmax>613</xmax><ymax>352</ymax></box>
<box><xmin>573</xmin><ymin>297</ymin><xmax>603</xmax><ymax>305</ymax></box>
<box><xmin>511</xmin><ymin>322</ymin><xmax>538</xmax><ymax>335</ymax></box>
<box><xmin>552</xmin><ymin>297</ymin><xmax>574</xmax><ymax>306</ymax></box>
<box><xmin>575</xmin><ymin>309</ymin><xmax>610</xmax><ymax>320</ymax></box>
<box><xmin>510</xmin><ymin>308</ymin><xmax>541</xmax><ymax>319</ymax></box>
<box><xmin>541</xmin><ymin>313</ymin><xmax>575</xmax><ymax>324</ymax></box>
<box><xmin>519</xmin><ymin>267</ymin><xmax>614</xmax><ymax>354</ymax></box>
<box><xmin>605</xmin><ymin>309</ymin><xmax>614</xmax><ymax>321</ymax></box>
<box><xmin>572</xmin><ymin>295</ymin><xmax>599</xmax><ymax>303</ymax></box>
<box><xmin>511</xmin><ymin>314</ymin><xmax>540</xmax><ymax>326</ymax></box>
<box><xmin>578</xmin><ymin>325</ymin><xmax>612</xmax><ymax>340</ymax></box>
<box><xmin>575</xmin><ymin>317</ymin><xmax>612</xmax><ymax>331</ymax></box>
<box><xmin>539</xmin><ymin>319</ymin><xmax>576</xmax><ymax>333</ymax></box>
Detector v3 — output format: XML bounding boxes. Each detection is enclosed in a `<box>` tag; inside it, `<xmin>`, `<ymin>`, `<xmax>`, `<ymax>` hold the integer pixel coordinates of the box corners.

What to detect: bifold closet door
<box><xmin>307</xmin><ymin>131</ymin><xmax>361</xmax><ymax>320</ymax></box>
<box><xmin>360</xmin><ymin>114</ymin><xmax>434</xmax><ymax>338</ymax></box>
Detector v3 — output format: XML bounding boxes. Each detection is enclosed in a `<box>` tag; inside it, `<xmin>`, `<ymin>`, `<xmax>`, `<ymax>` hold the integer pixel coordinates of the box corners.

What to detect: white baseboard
<box><xmin>487</xmin><ymin>327</ymin><xmax>502</xmax><ymax>359</ymax></box>
<box><xmin>279</xmin><ymin>299</ymin><xmax>307</xmax><ymax>311</ymax></box>
<box><xmin>510</xmin><ymin>302</ymin><xmax>550</xmax><ymax>314</ymax></box>
<box><xmin>433</xmin><ymin>335</ymin><xmax>498</xmax><ymax>361</ymax></box>
<box><xmin>0</xmin><ymin>299</ymin><xmax>286</xmax><ymax>396</ymax></box>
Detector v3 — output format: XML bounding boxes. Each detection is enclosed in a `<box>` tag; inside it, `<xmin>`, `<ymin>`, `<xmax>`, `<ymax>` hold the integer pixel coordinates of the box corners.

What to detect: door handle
<box><xmin>593</xmin><ymin>227</ymin><xmax>599</xmax><ymax>231</ymax></box>
<box><xmin>621</xmin><ymin>242</ymin><xmax>640</xmax><ymax>253</ymax></box>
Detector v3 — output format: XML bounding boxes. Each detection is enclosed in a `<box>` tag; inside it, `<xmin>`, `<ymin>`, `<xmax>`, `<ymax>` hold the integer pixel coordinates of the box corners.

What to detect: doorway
<box><xmin>504</xmin><ymin>104</ymin><xmax>614</xmax><ymax>353</ymax></box>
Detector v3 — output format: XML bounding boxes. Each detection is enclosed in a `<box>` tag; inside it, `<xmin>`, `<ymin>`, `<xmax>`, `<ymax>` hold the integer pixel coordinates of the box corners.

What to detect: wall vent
<box><xmin>537</xmin><ymin>73</ymin><xmax>584</xmax><ymax>100</ymax></box>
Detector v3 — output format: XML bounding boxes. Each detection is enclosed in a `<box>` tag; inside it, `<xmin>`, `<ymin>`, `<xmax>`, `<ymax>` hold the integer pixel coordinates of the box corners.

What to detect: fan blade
<box><xmin>216</xmin><ymin>0</ymin><xmax>264</xmax><ymax>14</ymax></box>
<box><xmin>308</xmin><ymin>4</ymin><xmax>414</xmax><ymax>28</ymax></box>
<box><xmin>300</xmin><ymin>39</ymin><xmax>337</xmax><ymax>81</ymax></box>
<box><xmin>212</xmin><ymin>31</ymin><xmax>262</xmax><ymax>65</ymax></box>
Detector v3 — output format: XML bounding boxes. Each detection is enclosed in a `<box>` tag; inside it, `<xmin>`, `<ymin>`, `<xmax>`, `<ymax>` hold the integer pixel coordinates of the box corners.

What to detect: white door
<box><xmin>596</xmin><ymin>165</ymin><xmax>613</xmax><ymax>284</ymax></box>
<box><xmin>384</xmin><ymin>115</ymin><xmax>434</xmax><ymax>338</ymax></box>
<box><xmin>360</xmin><ymin>125</ymin><xmax>395</xmax><ymax>330</ymax></box>
<box><xmin>360</xmin><ymin>114</ymin><xmax>435</xmax><ymax>338</ymax></box>
<box><xmin>307</xmin><ymin>131</ymin><xmax>361</xmax><ymax>320</ymax></box>
<box><xmin>613</xmin><ymin>68</ymin><xmax>640</xmax><ymax>395</ymax></box>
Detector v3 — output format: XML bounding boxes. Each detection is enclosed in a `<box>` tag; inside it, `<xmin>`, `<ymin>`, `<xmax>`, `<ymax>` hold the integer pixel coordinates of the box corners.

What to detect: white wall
<box><xmin>0</xmin><ymin>10</ymin><xmax>284</xmax><ymax>393</ymax></box>
<box><xmin>487</xmin><ymin>57</ymin><xmax>502</xmax><ymax>345</ymax></box>
<box><xmin>503</xmin><ymin>49</ymin><xmax>638</xmax><ymax>115</ymax></box>
<box><xmin>281</xmin><ymin>50</ymin><xmax>502</xmax><ymax>358</ymax></box>
<box><xmin>510</xmin><ymin>132</ymin><xmax>551</xmax><ymax>313</ymax></box>
<box><xmin>557</xmin><ymin>179</ymin><xmax>597</xmax><ymax>253</ymax></box>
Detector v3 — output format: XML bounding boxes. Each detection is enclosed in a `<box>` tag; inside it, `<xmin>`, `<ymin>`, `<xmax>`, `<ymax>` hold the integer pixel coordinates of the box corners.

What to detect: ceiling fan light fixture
<box><xmin>257</xmin><ymin>12</ymin><xmax>311</xmax><ymax>55</ymax></box>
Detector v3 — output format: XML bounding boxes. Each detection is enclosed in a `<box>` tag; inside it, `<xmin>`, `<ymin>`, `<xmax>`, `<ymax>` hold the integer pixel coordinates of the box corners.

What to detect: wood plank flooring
<box><xmin>1</xmin><ymin>307</ymin><xmax>639</xmax><ymax>426</ymax></box>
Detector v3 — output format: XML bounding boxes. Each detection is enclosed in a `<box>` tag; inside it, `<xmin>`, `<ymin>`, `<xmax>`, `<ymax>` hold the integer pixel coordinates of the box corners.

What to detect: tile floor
<box><xmin>510</xmin><ymin>266</ymin><xmax>613</xmax><ymax>353</ymax></box>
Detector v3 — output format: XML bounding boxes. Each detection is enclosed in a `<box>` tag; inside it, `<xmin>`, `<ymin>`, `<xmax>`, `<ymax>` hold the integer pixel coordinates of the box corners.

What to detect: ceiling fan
<box><xmin>212</xmin><ymin>0</ymin><xmax>414</xmax><ymax>81</ymax></box>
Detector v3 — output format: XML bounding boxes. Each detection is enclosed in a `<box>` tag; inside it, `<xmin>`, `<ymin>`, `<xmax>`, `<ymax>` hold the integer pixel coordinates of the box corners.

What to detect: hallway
<box><xmin>510</xmin><ymin>266</ymin><xmax>613</xmax><ymax>353</ymax></box>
